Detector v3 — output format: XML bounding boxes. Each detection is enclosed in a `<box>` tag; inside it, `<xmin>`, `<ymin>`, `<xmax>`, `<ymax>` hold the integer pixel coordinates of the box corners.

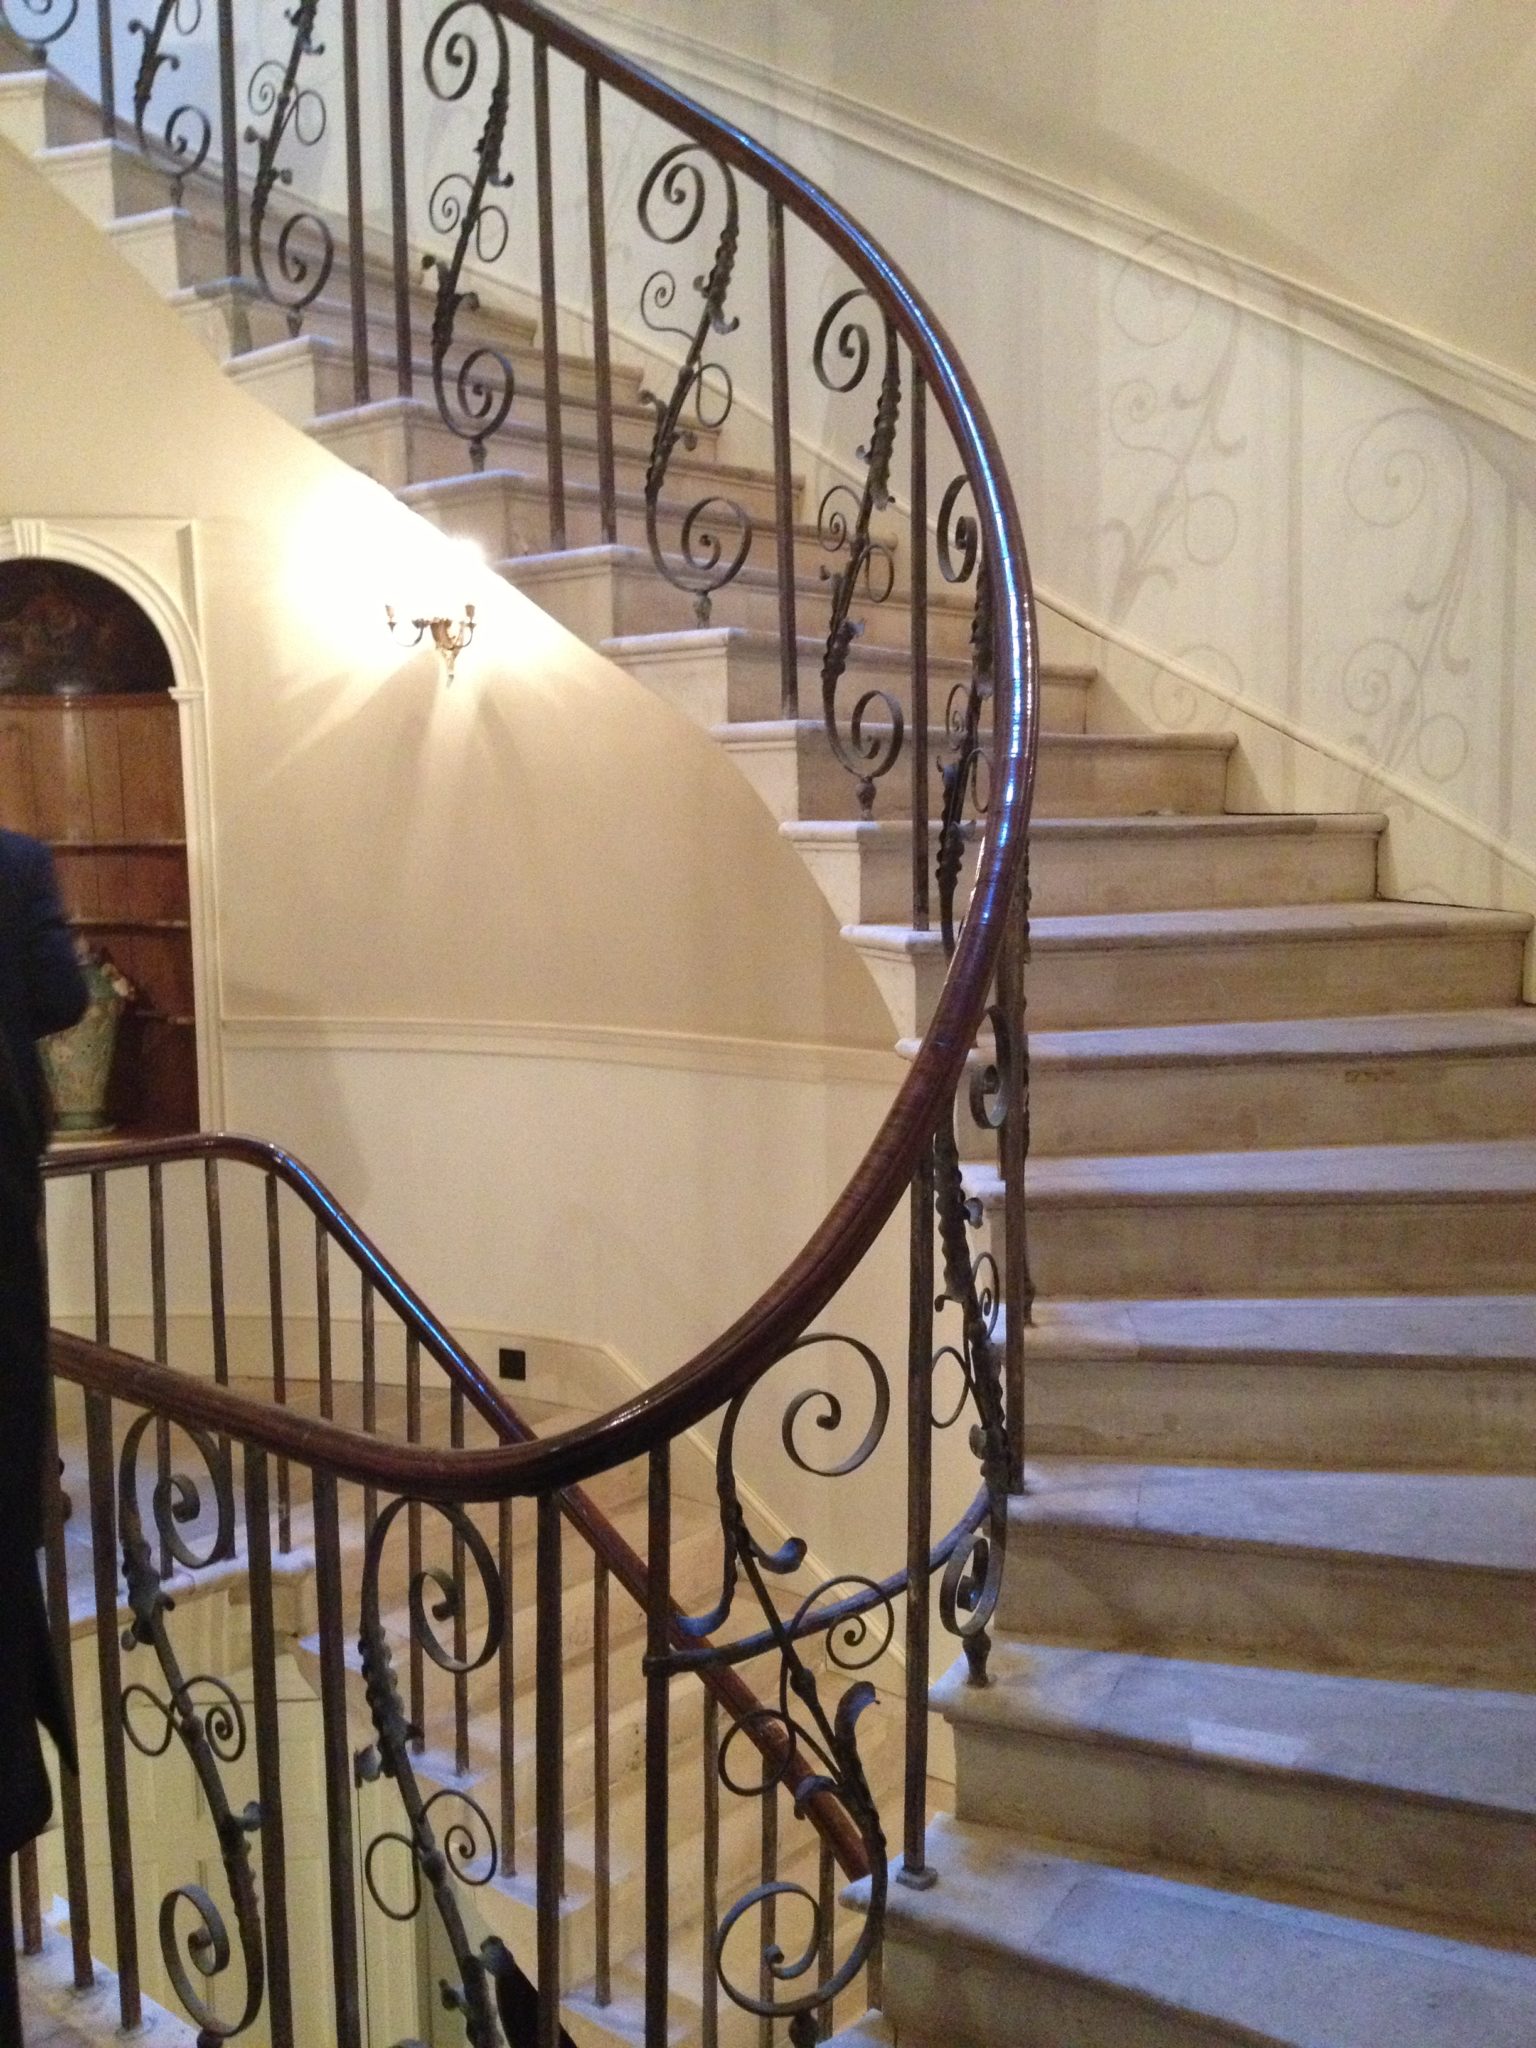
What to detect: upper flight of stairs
<box><xmin>8</xmin><ymin>35</ymin><xmax>1536</xmax><ymax>2047</ymax></box>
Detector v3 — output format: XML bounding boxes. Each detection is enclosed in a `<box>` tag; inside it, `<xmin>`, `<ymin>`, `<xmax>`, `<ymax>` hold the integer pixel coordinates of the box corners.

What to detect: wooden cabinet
<box><xmin>0</xmin><ymin>691</ymin><xmax>198</xmax><ymax>1133</ymax></box>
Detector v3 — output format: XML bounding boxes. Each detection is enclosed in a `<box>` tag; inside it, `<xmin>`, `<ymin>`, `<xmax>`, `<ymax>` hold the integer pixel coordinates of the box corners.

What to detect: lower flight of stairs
<box><xmin>9</xmin><ymin>43</ymin><xmax>1536</xmax><ymax>2043</ymax></box>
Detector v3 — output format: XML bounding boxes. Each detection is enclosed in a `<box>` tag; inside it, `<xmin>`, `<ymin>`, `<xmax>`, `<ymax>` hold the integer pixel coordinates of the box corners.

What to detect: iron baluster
<box><xmin>536</xmin><ymin>1493</ymin><xmax>565</xmax><ymax>2048</ymax></box>
<box><xmin>422</xmin><ymin>0</ymin><xmax>517</xmax><ymax>472</ymax></box>
<box><xmin>593</xmin><ymin>1555</ymin><xmax>612</xmax><ymax>2006</ymax></box>
<box><xmin>531</xmin><ymin>34</ymin><xmax>566</xmax><ymax>546</ymax></box>
<box><xmin>900</xmin><ymin>1143</ymin><xmax>938</xmax><ymax>1889</ymax></box>
<box><xmin>643</xmin><ymin>1446</ymin><xmax>671</xmax><ymax>2048</ymax></box>
<box><xmin>313</xmin><ymin>1469</ymin><xmax>363</xmax><ymax>2048</ymax></box>
<box><xmin>0</xmin><ymin>0</ymin><xmax>78</xmax><ymax>62</ymax></box>
<box><xmin>244</xmin><ymin>0</ymin><xmax>335</xmax><ymax>335</ymax></box>
<box><xmin>815</xmin><ymin>294</ymin><xmax>903</xmax><ymax>814</ymax></box>
<box><xmin>84</xmin><ymin>1390</ymin><xmax>142</xmax><ymax>2030</ymax></box>
<box><xmin>127</xmin><ymin>0</ymin><xmax>212</xmax><ymax>197</ymax></box>
<box><xmin>910</xmin><ymin>365</ymin><xmax>931</xmax><ymax>928</ymax></box>
<box><xmin>583</xmin><ymin>68</ymin><xmax>616</xmax><ymax>544</ymax></box>
<box><xmin>339</xmin><ymin>0</ymin><xmax>368</xmax><ymax>403</ymax></box>
<box><xmin>115</xmin><ymin>1411</ymin><xmax>263</xmax><ymax>2038</ymax></box>
<box><xmin>767</xmin><ymin>191</ymin><xmax>799</xmax><ymax>716</ymax></box>
<box><xmin>638</xmin><ymin>143</ymin><xmax>749</xmax><ymax>623</ymax></box>
<box><xmin>498</xmin><ymin>1496</ymin><xmax>517</xmax><ymax>1876</ymax></box>
<box><xmin>39</xmin><ymin>1371</ymin><xmax>93</xmax><ymax>1989</ymax></box>
<box><xmin>265</xmin><ymin>1173</ymin><xmax>290</xmax><ymax>1551</ymax></box>
<box><xmin>384</xmin><ymin>0</ymin><xmax>413</xmax><ymax>397</ymax></box>
<box><xmin>244</xmin><ymin>1446</ymin><xmax>296</xmax><ymax>2047</ymax></box>
<box><xmin>93</xmin><ymin>0</ymin><xmax>112</xmax><ymax>133</ymax></box>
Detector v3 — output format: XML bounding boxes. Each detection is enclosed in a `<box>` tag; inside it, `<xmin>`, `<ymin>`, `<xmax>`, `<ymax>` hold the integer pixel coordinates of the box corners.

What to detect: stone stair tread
<box><xmin>1011</xmin><ymin>1461</ymin><xmax>1536</xmax><ymax>1572</ymax></box>
<box><xmin>1030</xmin><ymin>1005</ymin><xmax>1536</xmax><ymax>1070</ymax></box>
<box><xmin>504</xmin><ymin>541</ymin><xmax>975</xmax><ymax>613</ymax></box>
<box><xmin>604</xmin><ymin>623</ymin><xmax>985</xmax><ymax>675</ymax></box>
<box><xmin>1021</xmin><ymin>1293</ymin><xmax>1536</xmax><ymax>1366</ymax></box>
<box><xmin>888</xmin><ymin>1814</ymin><xmax>1536</xmax><ymax>2048</ymax></box>
<box><xmin>786</xmin><ymin>810</ymin><xmax>1382</xmax><ymax>847</ymax></box>
<box><xmin>967</xmin><ymin>1135</ymin><xmax>1536</xmax><ymax>1205</ymax></box>
<box><xmin>847</xmin><ymin>898</ymin><xmax>1534</xmax><ymax>959</ymax></box>
<box><xmin>935</xmin><ymin>1639</ymin><xmax>1536</xmax><ymax>1816</ymax></box>
<box><xmin>823</xmin><ymin>2018</ymin><xmax>896</xmax><ymax>2046</ymax></box>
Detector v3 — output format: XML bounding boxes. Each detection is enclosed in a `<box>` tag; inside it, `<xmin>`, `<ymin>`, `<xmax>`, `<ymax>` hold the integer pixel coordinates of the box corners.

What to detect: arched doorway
<box><xmin>0</xmin><ymin>558</ymin><xmax>199</xmax><ymax>1133</ymax></box>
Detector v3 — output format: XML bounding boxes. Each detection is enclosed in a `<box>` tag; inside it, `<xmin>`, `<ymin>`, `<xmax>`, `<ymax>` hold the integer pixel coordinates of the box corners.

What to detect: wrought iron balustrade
<box><xmin>14</xmin><ymin>0</ymin><xmax>1039</xmax><ymax>2039</ymax></box>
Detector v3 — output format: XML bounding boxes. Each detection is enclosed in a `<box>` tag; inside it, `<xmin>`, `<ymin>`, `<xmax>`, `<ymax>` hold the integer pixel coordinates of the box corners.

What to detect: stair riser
<box><xmin>1013</xmin><ymin>1192</ymin><xmax>1536</xmax><ymax>1298</ymax></box>
<box><xmin>41</xmin><ymin>140</ymin><xmax>175</xmax><ymax>226</ymax></box>
<box><xmin>952</xmin><ymin>1722</ymin><xmax>1536</xmax><ymax>1947</ymax></box>
<box><xmin>1037</xmin><ymin>742</ymin><xmax>1230</xmax><ymax>816</ymax></box>
<box><xmin>1022</xmin><ymin>1358</ymin><xmax>1536</xmax><ymax>1472</ymax></box>
<box><xmin>314</xmin><ymin>403</ymin><xmax>739</xmax><ymax>500</ymax></box>
<box><xmin>817</xmin><ymin>827</ymin><xmax>1378</xmax><ymax>926</ymax></box>
<box><xmin>878</xmin><ymin>926</ymin><xmax>1528</xmax><ymax>1043</ymax></box>
<box><xmin>881</xmin><ymin>1935</ymin><xmax>1259</xmax><ymax>2048</ymax></box>
<box><xmin>608</xmin><ymin>639</ymin><xmax>1088</xmax><ymax>738</ymax></box>
<box><xmin>1025</xmin><ymin>1047</ymin><xmax>1536</xmax><ymax>1158</ymax></box>
<box><xmin>183</xmin><ymin>279</ymin><xmax>552</xmax><ymax>377</ymax></box>
<box><xmin>420</xmin><ymin>481</ymin><xmax>879</xmax><ymax>580</ymax></box>
<box><xmin>507</xmin><ymin>555</ymin><xmax>977</xmax><ymax>661</ymax></box>
<box><xmin>997</xmin><ymin>1528</ymin><xmax>1536</xmax><ymax>1686</ymax></box>
<box><xmin>0</xmin><ymin>70</ymin><xmax>100</xmax><ymax>153</ymax></box>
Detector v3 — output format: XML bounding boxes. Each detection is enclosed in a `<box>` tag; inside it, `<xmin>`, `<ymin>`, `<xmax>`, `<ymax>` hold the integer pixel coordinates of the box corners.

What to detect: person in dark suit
<box><xmin>0</xmin><ymin>828</ymin><xmax>87</xmax><ymax>2037</ymax></box>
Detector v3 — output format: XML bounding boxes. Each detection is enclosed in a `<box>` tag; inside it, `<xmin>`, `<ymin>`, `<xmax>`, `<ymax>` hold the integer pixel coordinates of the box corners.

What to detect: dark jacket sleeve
<box><xmin>15</xmin><ymin>835</ymin><xmax>88</xmax><ymax>1038</ymax></box>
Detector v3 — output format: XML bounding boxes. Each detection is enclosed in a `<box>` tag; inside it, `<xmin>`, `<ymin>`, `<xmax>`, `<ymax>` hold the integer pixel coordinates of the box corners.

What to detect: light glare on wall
<box><xmin>386</xmin><ymin>537</ymin><xmax>484</xmax><ymax>683</ymax></box>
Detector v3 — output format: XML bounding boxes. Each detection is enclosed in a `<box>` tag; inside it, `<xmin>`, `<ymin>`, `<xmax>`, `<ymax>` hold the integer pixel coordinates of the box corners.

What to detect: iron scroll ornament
<box><xmin>422</xmin><ymin>0</ymin><xmax>518</xmax><ymax>472</ymax></box>
<box><xmin>657</xmin><ymin>1333</ymin><xmax>892</xmax><ymax>2040</ymax></box>
<box><xmin>355</xmin><ymin>1494</ymin><xmax>506</xmax><ymax>2048</ymax></box>
<box><xmin>815</xmin><ymin>290</ymin><xmax>903</xmax><ymax>816</ymax></box>
<box><xmin>245</xmin><ymin>0</ymin><xmax>335</xmax><ymax>335</ymax></box>
<box><xmin>115</xmin><ymin>1413</ymin><xmax>266</xmax><ymax>2043</ymax></box>
<box><xmin>637</xmin><ymin>143</ymin><xmax>752</xmax><ymax>623</ymax></box>
<box><xmin>128</xmin><ymin>0</ymin><xmax>212</xmax><ymax>199</ymax></box>
<box><xmin>0</xmin><ymin>0</ymin><xmax>77</xmax><ymax>59</ymax></box>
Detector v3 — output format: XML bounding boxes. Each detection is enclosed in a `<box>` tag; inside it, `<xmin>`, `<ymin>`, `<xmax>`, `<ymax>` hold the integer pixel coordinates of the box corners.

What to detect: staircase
<box><xmin>7</xmin><ymin>8</ymin><xmax>1536</xmax><ymax>2046</ymax></box>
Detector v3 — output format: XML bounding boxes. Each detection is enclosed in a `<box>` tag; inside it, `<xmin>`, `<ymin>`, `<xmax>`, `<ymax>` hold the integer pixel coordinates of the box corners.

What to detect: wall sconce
<box><xmin>385</xmin><ymin>601</ymin><xmax>477</xmax><ymax>683</ymax></box>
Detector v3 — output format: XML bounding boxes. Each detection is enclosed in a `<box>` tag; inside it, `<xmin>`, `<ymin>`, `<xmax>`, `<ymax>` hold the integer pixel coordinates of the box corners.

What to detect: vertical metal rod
<box><xmin>266</xmin><ymin>1176</ymin><xmax>290</xmax><ymax>1551</ymax></box>
<box><xmin>313</xmin><ymin>1470</ymin><xmax>363</xmax><ymax>2048</ymax></box>
<box><xmin>450</xmin><ymin>1384</ymin><xmax>469</xmax><ymax>1777</ymax></box>
<box><xmin>360</xmin><ymin>1277</ymin><xmax>377</xmax><ymax>1538</ymax></box>
<box><xmin>149</xmin><ymin>1163</ymin><xmax>169</xmax><ymax>1576</ymax></box>
<box><xmin>816</xmin><ymin>1841</ymin><xmax>836</xmax><ymax>2040</ymax></box>
<box><xmin>498</xmin><ymin>1497</ymin><xmax>516</xmax><ymax>1877</ymax></box>
<box><xmin>216</xmin><ymin>0</ymin><xmax>243</xmax><ymax>290</ymax></box>
<box><xmin>767</xmin><ymin>192</ymin><xmax>799</xmax><ymax>717</ymax></box>
<box><xmin>339</xmin><ymin>0</ymin><xmax>369</xmax><ymax>404</ymax></box>
<box><xmin>39</xmin><ymin>1374</ymin><xmax>92</xmax><ymax>1989</ymax></box>
<box><xmin>15</xmin><ymin>1842</ymin><xmax>40</xmax><ymax>1955</ymax></box>
<box><xmin>90</xmin><ymin>1169</ymin><xmax>109</xmax><ymax>1343</ymax></box>
<box><xmin>592</xmin><ymin>1556</ymin><xmax>611</xmax><ymax>2006</ymax></box>
<box><xmin>583</xmin><ymin>70</ymin><xmax>616</xmax><ymax>543</ymax></box>
<box><xmin>405</xmin><ymin>1333</ymin><xmax>424</xmax><ymax>1749</ymax></box>
<box><xmin>245</xmin><ymin>1447</ymin><xmax>296</xmax><ymax>2047</ymax></box>
<box><xmin>909</xmin><ymin>364</ymin><xmax>930</xmax><ymax>929</ymax></box>
<box><xmin>315</xmin><ymin>1221</ymin><xmax>333</xmax><ymax>1420</ymax></box>
<box><xmin>535</xmin><ymin>1494</ymin><xmax>564</xmax><ymax>2048</ymax></box>
<box><xmin>94</xmin><ymin>0</ymin><xmax>115</xmax><ymax>137</ymax></box>
<box><xmin>531</xmin><ymin>36</ymin><xmax>567</xmax><ymax>548</ymax></box>
<box><xmin>205</xmin><ymin>1156</ymin><xmax>234</xmax><ymax>1554</ymax></box>
<box><xmin>757</xmin><ymin>1786</ymin><xmax>778</xmax><ymax>2048</ymax></box>
<box><xmin>901</xmin><ymin>1144</ymin><xmax>937</xmax><ymax>1886</ymax></box>
<box><xmin>385</xmin><ymin>0</ymin><xmax>413</xmax><ymax>398</ymax></box>
<box><xmin>701</xmin><ymin>1690</ymin><xmax>719</xmax><ymax>2048</ymax></box>
<box><xmin>998</xmin><ymin>855</ymin><xmax>1032</xmax><ymax>1496</ymax></box>
<box><xmin>643</xmin><ymin>1444</ymin><xmax>671</xmax><ymax>2048</ymax></box>
<box><xmin>84</xmin><ymin>1392</ymin><xmax>140</xmax><ymax>2030</ymax></box>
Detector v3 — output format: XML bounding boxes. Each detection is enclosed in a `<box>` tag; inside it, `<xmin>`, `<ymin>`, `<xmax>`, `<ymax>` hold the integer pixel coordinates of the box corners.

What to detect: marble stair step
<box><xmin>503</xmin><ymin>544</ymin><xmax>978</xmax><ymax>659</ymax></box>
<box><xmin>788</xmin><ymin>811</ymin><xmax>1382</xmax><ymax>924</ymax></box>
<box><xmin>849</xmin><ymin>899</ymin><xmax>1531</xmax><ymax>1047</ymax></box>
<box><xmin>875</xmin><ymin>1814</ymin><xmax>1536</xmax><ymax>2048</ymax></box>
<box><xmin>936</xmin><ymin>1638</ymin><xmax>1536</xmax><ymax>1946</ymax></box>
<box><xmin>1018</xmin><ymin>1294</ymin><xmax>1536</xmax><ymax>1469</ymax></box>
<box><xmin>1022</xmin><ymin>1005</ymin><xmax>1536</xmax><ymax>1156</ymax></box>
<box><xmin>968</xmin><ymin>1137</ymin><xmax>1536</xmax><ymax>1296</ymax></box>
<box><xmin>1000</xmin><ymin>1462</ymin><xmax>1536</xmax><ymax>1686</ymax></box>
<box><xmin>0</xmin><ymin>64</ymin><xmax>103</xmax><ymax>153</ymax></box>
<box><xmin>601</xmin><ymin>624</ymin><xmax>1091</xmax><ymax>735</ymax></box>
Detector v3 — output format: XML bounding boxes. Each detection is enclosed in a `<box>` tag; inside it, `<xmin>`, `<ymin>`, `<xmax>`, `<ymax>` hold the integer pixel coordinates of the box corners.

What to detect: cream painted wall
<box><xmin>602</xmin><ymin>0</ymin><xmax>1536</xmax><ymax>390</ymax></box>
<box><xmin>1</xmin><ymin>131</ymin><xmax>915</xmax><ymax>1386</ymax></box>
